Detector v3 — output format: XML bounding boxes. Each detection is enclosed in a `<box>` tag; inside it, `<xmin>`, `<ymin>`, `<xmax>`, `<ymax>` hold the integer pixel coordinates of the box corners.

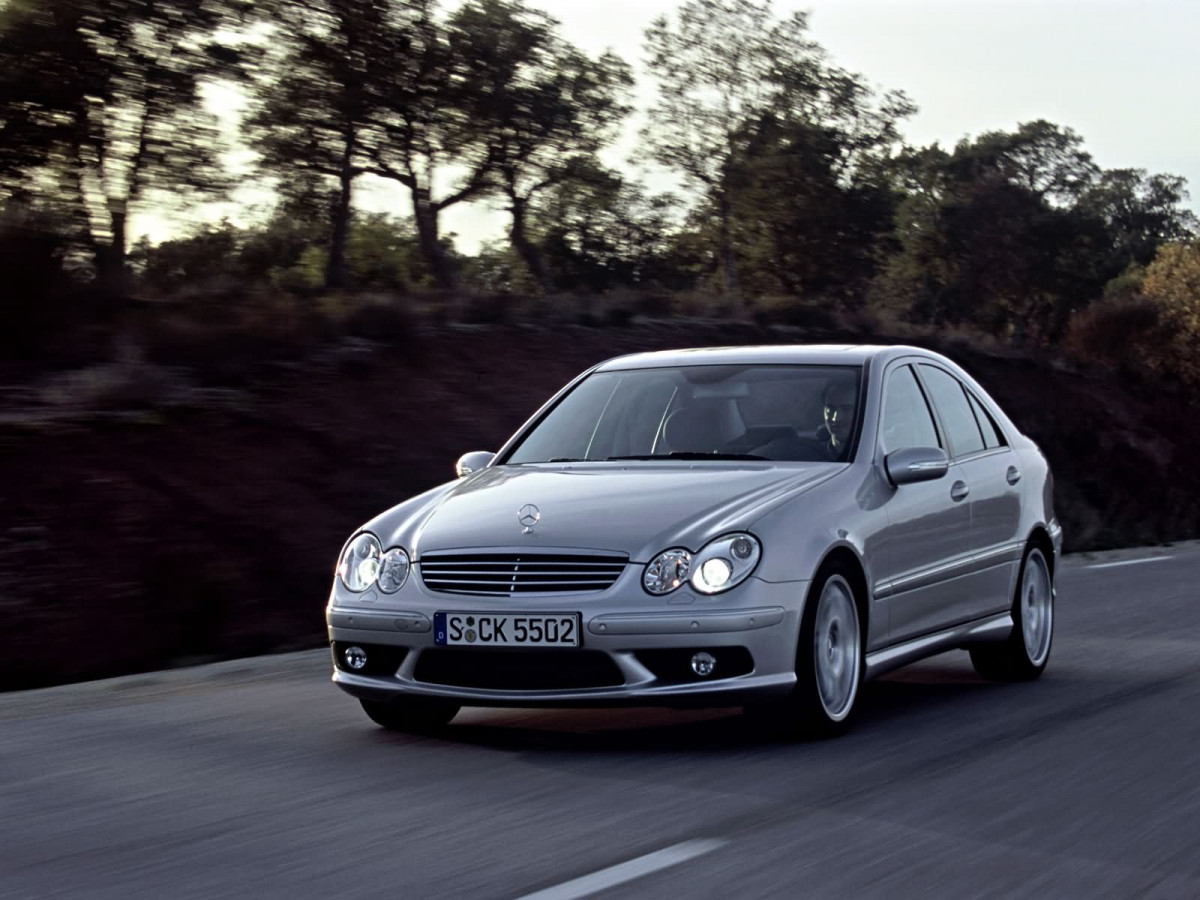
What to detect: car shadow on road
<box><xmin>373</xmin><ymin>659</ymin><xmax>1014</xmax><ymax>755</ymax></box>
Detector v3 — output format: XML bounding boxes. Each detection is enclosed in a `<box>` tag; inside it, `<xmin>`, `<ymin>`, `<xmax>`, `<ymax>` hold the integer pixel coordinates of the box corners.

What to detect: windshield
<box><xmin>503</xmin><ymin>364</ymin><xmax>862</xmax><ymax>464</ymax></box>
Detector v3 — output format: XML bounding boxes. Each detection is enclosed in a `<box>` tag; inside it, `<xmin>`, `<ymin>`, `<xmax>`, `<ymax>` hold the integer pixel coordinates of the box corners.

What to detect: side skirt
<box><xmin>864</xmin><ymin>613</ymin><xmax>1013</xmax><ymax>681</ymax></box>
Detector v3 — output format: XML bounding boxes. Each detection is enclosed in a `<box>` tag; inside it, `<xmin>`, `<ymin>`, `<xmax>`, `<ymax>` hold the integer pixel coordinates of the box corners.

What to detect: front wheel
<box><xmin>970</xmin><ymin>546</ymin><xmax>1054</xmax><ymax>681</ymax></box>
<box><xmin>360</xmin><ymin>697</ymin><xmax>460</xmax><ymax>733</ymax></box>
<box><xmin>747</xmin><ymin>562</ymin><xmax>864</xmax><ymax>738</ymax></box>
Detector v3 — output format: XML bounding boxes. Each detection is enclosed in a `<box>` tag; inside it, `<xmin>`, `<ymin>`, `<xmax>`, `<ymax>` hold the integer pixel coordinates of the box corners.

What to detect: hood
<box><xmin>379</xmin><ymin>462</ymin><xmax>844</xmax><ymax>561</ymax></box>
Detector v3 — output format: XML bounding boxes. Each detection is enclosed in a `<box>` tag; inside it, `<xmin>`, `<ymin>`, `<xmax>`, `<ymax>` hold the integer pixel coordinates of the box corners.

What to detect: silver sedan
<box><xmin>327</xmin><ymin>344</ymin><xmax>1061</xmax><ymax>736</ymax></box>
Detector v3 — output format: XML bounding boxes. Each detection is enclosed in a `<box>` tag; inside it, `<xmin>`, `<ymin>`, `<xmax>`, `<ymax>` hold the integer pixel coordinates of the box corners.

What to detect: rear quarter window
<box><xmin>918</xmin><ymin>364</ymin><xmax>986</xmax><ymax>457</ymax></box>
<box><xmin>967</xmin><ymin>391</ymin><xmax>1007</xmax><ymax>449</ymax></box>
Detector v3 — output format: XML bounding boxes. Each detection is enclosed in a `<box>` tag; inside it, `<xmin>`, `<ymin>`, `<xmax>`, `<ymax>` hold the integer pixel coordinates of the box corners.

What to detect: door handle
<box><xmin>950</xmin><ymin>481</ymin><xmax>970</xmax><ymax>502</ymax></box>
<box><xmin>1006</xmin><ymin>466</ymin><xmax>1021</xmax><ymax>485</ymax></box>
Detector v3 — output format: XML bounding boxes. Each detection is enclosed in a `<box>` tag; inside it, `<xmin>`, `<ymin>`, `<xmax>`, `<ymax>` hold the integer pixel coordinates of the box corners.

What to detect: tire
<box><xmin>746</xmin><ymin>561</ymin><xmax>864</xmax><ymax>738</ymax></box>
<box><xmin>970</xmin><ymin>546</ymin><xmax>1054</xmax><ymax>681</ymax></box>
<box><xmin>360</xmin><ymin>697</ymin><xmax>460</xmax><ymax>733</ymax></box>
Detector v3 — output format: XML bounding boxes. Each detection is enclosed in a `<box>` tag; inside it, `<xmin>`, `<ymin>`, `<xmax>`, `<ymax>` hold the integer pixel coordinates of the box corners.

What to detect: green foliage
<box><xmin>0</xmin><ymin>0</ymin><xmax>250</xmax><ymax>283</ymax></box>
<box><xmin>731</xmin><ymin>117</ymin><xmax>900</xmax><ymax>304</ymax></box>
<box><xmin>352</xmin><ymin>0</ymin><xmax>491</xmax><ymax>291</ymax></box>
<box><xmin>642</xmin><ymin>0</ymin><xmax>915</xmax><ymax>309</ymax></box>
<box><xmin>1083</xmin><ymin>169</ymin><xmax>1199</xmax><ymax>269</ymax></box>
<box><xmin>530</xmin><ymin>166</ymin><xmax>689</xmax><ymax>293</ymax></box>
<box><xmin>272</xmin><ymin>245</ymin><xmax>327</xmax><ymax>293</ymax></box>
<box><xmin>1142</xmin><ymin>241</ymin><xmax>1200</xmax><ymax>384</ymax></box>
<box><xmin>239</xmin><ymin>201</ymin><xmax>326</xmax><ymax>282</ymax></box>
<box><xmin>134</xmin><ymin>209</ymin><xmax>431</xmax><ymax>295</ymax></box>
<box><xmin>1102</xmin><ymin>264</ymin><xmax>1146</xmax><ymax>303</ymax></box>
<box><xmin>461</xmin><ymin>240</ymin><xmax>538</xmax><ymax>296</ymax></box>
<box><xmin>133</xmin><ymin>221</ymin><xmax>241</xmax><ymax>292</ymax></box>
<box><xmin>453</xmin><ymin>0</ymin><xmax>633</xmax><ymax>291</ymax></box>
<box><xmin>948</xmin><ymin>120</ymin><xmax>1099</xmax><ymax>203</ymax></box>
<box><xmin>245</xmin><ymin>0</ymin><xmax>397</xmax><ymax>288</ymax></box>
<box><xmin>345</xmin><ymin>213</ymin><xmax>430</xmax><ymax>290</ymax></box>
<box><xmin>0</xmin><ymin>0</ymin><xmax>1197</xmax><ymax>374</ymax></box>
<box><xmin>1060</xmin><ymin>243</ymin><xmax>1200</xmax><ymax>386</ymax></box>
<box><xmin>0</xmin><ymin>198</ymin><xmax>70</xmax><ymax>357</ymax></box>
<box><xmin>1066</xmin><ymin>296</ymin><xmax>1164</xmax><ymax>381</ymax></box>
<box><xmin>870</xmin><ymin>121</ymin><xmax>1197</xmax><ymax>344</ymax></box>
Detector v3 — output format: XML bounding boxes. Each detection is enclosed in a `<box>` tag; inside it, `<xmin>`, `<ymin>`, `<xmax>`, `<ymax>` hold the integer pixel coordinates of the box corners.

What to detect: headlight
<box><xmin>643</xmin><ymin>548</ymin><xmax>692</xmax><ymax>595</ymax></box>
<box><xmin>690</xmin><ymin>533</ymin><xmax>760</xmax><ymax>594</ymax></box>
<box><xmin>642</xmin><ymin>533</ymin><xmax>761</xmax><ymax>596</ymax></box>
<box><xmin>377</xmin><ymin>547</ymin><xmax>411</xmax><ymax>593</ymax></box>
<box><xmin>338</xmin><ymin>533</ymin><xmax>382</xmax><ymax>592</ymax></box>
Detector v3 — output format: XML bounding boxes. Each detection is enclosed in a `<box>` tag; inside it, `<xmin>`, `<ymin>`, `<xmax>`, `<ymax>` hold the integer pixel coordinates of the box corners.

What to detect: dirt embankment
<box><xmin>2</xmin><ymin>321</ymin><xmax>1197</xmax><ymax>690</ymax></box>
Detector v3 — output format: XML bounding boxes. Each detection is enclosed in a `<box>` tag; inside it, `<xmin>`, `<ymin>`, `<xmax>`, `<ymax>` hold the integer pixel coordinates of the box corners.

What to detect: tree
<box><xmin>876</xmin><ymin>124</ymin><xmax>1117</xmax><ymax>341</ymax></box>
<box><xmin>356</xmin><ymin>0</ymin><xmax>492</xmax><ymax>294</ymax></box>
<box><xmin>1141</xmin><ymin>240</ymin><xmax>1200</xmax><ymax>384</ymax></box>
<box><xmin>245</xmin><ymin>0</ymin><xmax>395</xmax><ymax>289</ymax></box>
<box><xmin>133</xmin><ymin>219</ymin><xmax>241</xmax><ymax>291</ymax></box>
<box><xmin>642</xmin><ymin>0</ymin><xmax>913</xmax><ymax>312</ymax></box>
<box><xmin>532</xmin><ymin>165</ymin><xmax>684</xmax><ymax>292</ymax></box>
<box><xmin>0</xmin><ymin>194</ymin><xmax>71</xmax><ymax>356</ymax></box>
<box><xmin>345</xmin><ymin>212</ymin><xmax>428</xmax><ymax>289</ymax></box>
<box><xmin>461</xmin><ymin>239</ymin><xmax>538</xmax><ymax>296</ymax></box>
<box><xmin>949</xmin><ymin>120</ymin><xmax>1099</xmax><ymax>205</ymax></box>
<box><xmin>0</xmin><ymin>0</ymin><xmax>249</xmax><ymax>287</ymax></box>
<box><xmin>731</xmin><ymin>116</ymin><xmax>900</xmax><ymax>303</ymax></box>
<box><xmin>248</xmin><ymin>0</ymin><xmax>487</xmax><ymax>295</ymax></box>
<box><xmin>238</xmin><ymin>193</ymin><xmax>330</xmax><ymax>283</ymax></box>
<box><xmin>452</xmin><ymin>0</ymin><xmax>632</xmax><ymax>293</ymax></box>
<box><xmin>1083</xmin><ymin>168</ymin><xmax>1198</xmax><ymax>271</ymax></box>
<box><xmin>873</xmin><ymin>120</ymin><xmax>1197</xmax><ymax>343</ymax></box>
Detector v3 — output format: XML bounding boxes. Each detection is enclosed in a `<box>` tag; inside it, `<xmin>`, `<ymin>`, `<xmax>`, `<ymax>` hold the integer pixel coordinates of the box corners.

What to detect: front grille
<box><xmin>413</xmin><ymin>648</ymin><xmax>624</xmax><ymax>690</ymax></box>
<box><xmin>417</xmin><ymin>552</ymin><xmax>628</xmax><ymax>596</ymax></box>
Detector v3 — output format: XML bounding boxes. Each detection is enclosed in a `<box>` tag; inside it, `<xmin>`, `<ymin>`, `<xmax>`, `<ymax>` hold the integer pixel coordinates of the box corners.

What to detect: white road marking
<box><xmin>516</xmin><ymin>839</ymin><xmax>728</xmax><ymax>900</ymax></box>
<box><xmin>1086</xmin><ymin>556</ymin><xmax>1174</xmax><ymax>570</ymax></box>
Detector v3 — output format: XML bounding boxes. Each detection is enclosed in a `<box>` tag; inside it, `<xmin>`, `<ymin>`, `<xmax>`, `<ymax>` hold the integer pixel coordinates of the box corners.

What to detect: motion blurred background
<box><xmin>2</xmin><ymin>0</ymin><xmax>1199</xmax><ymax>691</ymax></box>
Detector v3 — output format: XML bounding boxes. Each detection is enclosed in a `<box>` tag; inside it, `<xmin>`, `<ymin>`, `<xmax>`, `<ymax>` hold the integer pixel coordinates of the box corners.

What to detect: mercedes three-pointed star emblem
<box><xmin>518</xmin><ymin>504</ymin><xmax>541</xmax><ymax>534</ymax></box>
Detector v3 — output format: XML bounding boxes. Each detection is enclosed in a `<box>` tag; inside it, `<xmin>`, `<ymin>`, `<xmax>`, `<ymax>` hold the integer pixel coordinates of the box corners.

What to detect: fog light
<box><xmin>344</xmin><ymin>645</ymin><xmax>368</xmax><ymax>671</ymax></box>
<box><xmin>691</xmin><ymin>651</ymin><xmax>716</xmax><ymax>677</ymax></box>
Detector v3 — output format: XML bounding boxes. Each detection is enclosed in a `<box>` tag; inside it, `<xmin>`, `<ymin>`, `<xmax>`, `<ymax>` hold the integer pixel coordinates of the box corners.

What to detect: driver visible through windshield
<box><xmin>503</xmin><ymin>364</ymin><xmax>862</xmax><ymax>465</ymax></box>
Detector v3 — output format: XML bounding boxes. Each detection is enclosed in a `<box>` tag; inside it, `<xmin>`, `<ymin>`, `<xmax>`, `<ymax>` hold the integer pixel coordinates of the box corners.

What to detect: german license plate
<box><xmin>434</xmin><ymin>612</ymin><xmax>580</xmax><ymax>647</ymax></box>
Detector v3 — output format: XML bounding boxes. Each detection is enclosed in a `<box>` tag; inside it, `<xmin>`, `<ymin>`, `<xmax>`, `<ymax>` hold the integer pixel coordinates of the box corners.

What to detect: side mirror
<box><xmin>455</xmin><ymin>451</ymin><xmax>495</xmax><ymax>478</ymax></box>
<box><xmin>885</xmin><ymin>447</ymin><xmax>949</xmax><ymax>486</ymax></box>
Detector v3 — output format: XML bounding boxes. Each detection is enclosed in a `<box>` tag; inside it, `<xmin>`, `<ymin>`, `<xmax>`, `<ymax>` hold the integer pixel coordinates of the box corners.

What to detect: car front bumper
<box><xmin>326</xmin><ymin>576</ymin><xmax>807</xmax><ymax>708</ymax></box>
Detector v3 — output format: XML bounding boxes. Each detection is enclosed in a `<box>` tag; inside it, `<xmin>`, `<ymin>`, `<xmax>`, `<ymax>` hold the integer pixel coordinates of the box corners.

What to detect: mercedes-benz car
<box><xmin>327</xmin><ymin>345</ymin><xmax>1061</xmax><ymax>736</ymax></box>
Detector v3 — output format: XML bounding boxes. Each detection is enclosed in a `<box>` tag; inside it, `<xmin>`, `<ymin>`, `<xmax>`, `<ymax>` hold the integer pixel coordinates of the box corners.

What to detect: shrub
<box><xmin>1102</xmin><ymin>264</ymin><xmax>1146</xmax><ymax>304</ymax></box>
<box><xmin>343</xmin><ymin>297</ymin><xmax>414</xmax><ymax>343</ymax></box>
<box><xmin>750</xmin><ymin>295</ymin><xmax>838</xmax><ymax>330</ymax></box>
<box><xmin>1065</xmin><ymin>297</ymin><xmax>1164</xmax><ymax>380</ymax></box>
<box><xmin>1141</xmin><ymin>241</ymin><xmax>1200</xmax><ymax>385</ymax></box>
<box><xmin>0</xmin><ymin>209</ymin><xmax>69</xmax><ymax>359</ymax></box>
<box><xmin>459</xmin><ymin>292</ymin><xmax>515</xmax><ymax>325</ymax></box>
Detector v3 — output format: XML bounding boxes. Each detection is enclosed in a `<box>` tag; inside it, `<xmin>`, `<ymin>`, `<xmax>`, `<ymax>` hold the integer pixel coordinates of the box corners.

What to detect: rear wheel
<box><xmin>970</xmin><ymin>546</ymin><xmax>1054</xmax><ymax>681</ymax></box>
<box><xmin>747</xmin><ymin>562</ymin><xmax>864</xmax><ymax>738</ymax></box>
<box><xmin>360</xmin><ymin>697</ymin><xmax>460</xmax><ymax>733</ymax></box>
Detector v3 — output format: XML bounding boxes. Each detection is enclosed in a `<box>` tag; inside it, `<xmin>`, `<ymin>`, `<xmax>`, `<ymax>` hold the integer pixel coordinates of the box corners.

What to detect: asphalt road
<box><xmin>3</xmin><ymin>545</ymin><xmax>1200</xmax><ymax>899</ymax></box>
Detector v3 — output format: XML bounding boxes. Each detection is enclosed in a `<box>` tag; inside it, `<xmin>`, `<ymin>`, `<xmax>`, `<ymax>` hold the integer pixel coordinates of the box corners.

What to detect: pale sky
<box><xmin>137</xmin><ymin>0</ymin><xmax>1200</xmax><ymax>252</ymax></box>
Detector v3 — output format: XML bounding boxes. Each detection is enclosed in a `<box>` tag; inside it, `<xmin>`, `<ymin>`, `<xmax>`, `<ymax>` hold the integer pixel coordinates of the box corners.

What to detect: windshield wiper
<box><xmin>546</xmin><ymin>457</ymin><xmax>588</xmax><ymax>463</ymax></box>
<box><xmin>605</xmin><ymin>452</ymin><xmax>770</xmax><ymax>461</ymax></box>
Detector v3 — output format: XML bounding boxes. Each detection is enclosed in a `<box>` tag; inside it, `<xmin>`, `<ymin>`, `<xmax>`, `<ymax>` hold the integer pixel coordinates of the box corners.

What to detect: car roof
<box><xmin>594</xmin><ymin>344</ymin><xmax>936</xmax><ymax>371</ymax></box>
